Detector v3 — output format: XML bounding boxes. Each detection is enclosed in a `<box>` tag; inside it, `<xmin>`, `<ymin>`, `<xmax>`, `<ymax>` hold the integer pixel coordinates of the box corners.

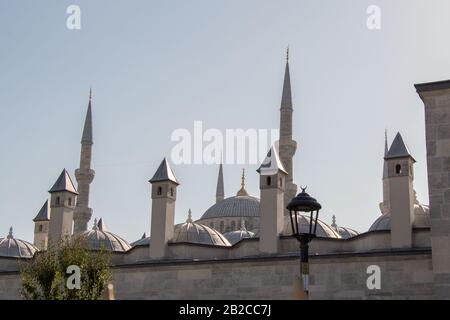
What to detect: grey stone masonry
<box><xmin>416</xmin><ymin>80</ymin><xmax>450</xmax><ymax>299</ymax></box>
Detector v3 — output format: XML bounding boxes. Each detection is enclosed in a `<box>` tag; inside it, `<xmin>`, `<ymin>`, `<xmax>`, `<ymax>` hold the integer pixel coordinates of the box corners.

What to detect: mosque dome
<box><xmin>369</xmin><ymin>200</ymin><xmax>431</xmax><ymax>231</ymax></box>
<box><xmin>223</xmin><ymin>220</ymin><xmax>255</xmax><ymax>245</ymax></box>
<box><xmin>201</xmin><ymin>195</ymin><xmax>260</xmax><ymax>219</ymax></box>
<box><xmin>173</xmin><ymin>210</ymin><xmax>231</xmax><ymax>246</ymax></box>
<box><xmin>200</xmin><ymin>169</ymin><xmax>260</xmax><ymax>220</ymax></box>
<box><xmin>0</xmin><ymin>227</ymin><xmax>38</xmax><ymax>258</ymax></box>
<box><xmin>82</xmin><ymin>218</ymin><xmax>131</xmax><ymax>252</ymax></box>
<box><xmin>131</xmin><ymin>233</ymin><xmax>150</xmax><ymax>247</ymax></box>
<box><xmin>282</xmin><ymin>214</ymin><xmax>341</xmax><ymax>238</ymax></box>
<box><xmin>330</xmin><ymin>215</ymin><xmax>359</xmax><ymax>239</ymax></box>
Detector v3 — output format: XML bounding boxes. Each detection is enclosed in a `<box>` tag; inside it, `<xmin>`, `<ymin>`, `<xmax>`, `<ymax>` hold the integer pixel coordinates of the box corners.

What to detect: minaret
<box><xmin>257</xmin><ymin>146</ymin><xmax>287</xmax><ymax>254</ymax></box>
<box><xmin>216</xmin><ymin>163</ymin><xmax>224</xmax><ymax>203</ymax></box>
<box><xmin>379</xmin><ymin>130</ymin><xmax>390</xmax><ymax>215</ymax></box>
<box><xmin>48</xmin><ymin>169</ymin><xmax>78</xmax><ymax>244</ymax></box>
<box><xmin>73</xmin><ymin>89</ymin><xmax>95</xmax><ymax>234</ymax></box>
<box><xmin>385</xmin><ymin>132</ymin><xmax>415</xmax><ymax>248</ymax></box>
<box><xmin>149</xmin><ymin>158</ymin><xmax>179</xmax><ymax>259</ymax></box>
<box><xmin>33</xmin><ymin>200</ymin><xmax>50</xmax><ymax>250</ymax></box>
<box><xmin>278</xmin><ymin>48</ymin><xmax>298</xmax><ymax>212</ymax></box>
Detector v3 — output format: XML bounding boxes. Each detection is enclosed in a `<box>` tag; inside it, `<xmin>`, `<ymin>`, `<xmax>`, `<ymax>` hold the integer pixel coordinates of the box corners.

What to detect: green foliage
<box><xmin>20</xmin><ymin>237</ymin><xmax>111</xmax><ymax>300</ymax></box>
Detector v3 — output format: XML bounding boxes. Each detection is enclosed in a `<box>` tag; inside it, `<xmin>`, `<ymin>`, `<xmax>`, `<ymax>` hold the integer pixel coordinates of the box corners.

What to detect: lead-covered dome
<box><xmin>223</xmin><ymin>221</ymin><xmax>255</xmax><ymax>244</ymax></box>
<box><xmin>82</xmin><ymin>218</ymin><xmax>131</xmax><ymax>252</ymax></box>
<box><xmin>0</xmin><ymin>227</ymin><xmax>38</xmax><ymax>258</ymax></box>
<box><xmin>173</xmin><ymin>210</ymin><xmax>231</xmax><ymax>246</ymax></box>
<box><xmin>201</xmin><ymin>195</ymin><xmax>260</xmax><ymax>219</ymax></box>
<box><xmin>200</xmin><ymin>169</ymin><xmax>260</xmax><ymax>220</ymax></box>
<box><xmin>282</xmin><ymin>215</ymin><xmax>341</xmax><ymax>238</ymax></box>
<box><xmin>369</xmin><ymin>201</ymin><xmax>430</xmax><ymax>231</ymax></box>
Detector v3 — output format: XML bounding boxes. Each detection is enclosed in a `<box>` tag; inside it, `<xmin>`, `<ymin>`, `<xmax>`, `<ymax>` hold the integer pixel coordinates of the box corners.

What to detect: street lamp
<box><xmin>286</xmin><ymin>187</ymin><xmax>322</xmax><ymax>295</ymax></box>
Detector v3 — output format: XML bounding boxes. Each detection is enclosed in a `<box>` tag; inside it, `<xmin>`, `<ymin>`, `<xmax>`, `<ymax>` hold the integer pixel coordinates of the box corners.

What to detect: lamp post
<box><xmin>286</xmin><ymin>187</ymin><xmax>321</xmax><ymax>295</ymax></box>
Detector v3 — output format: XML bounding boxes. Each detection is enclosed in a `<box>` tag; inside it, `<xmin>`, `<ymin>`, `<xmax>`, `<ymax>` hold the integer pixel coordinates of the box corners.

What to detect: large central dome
<box><xmin>201</xmin><ymin>195</ymin><xmax>260</xmax><ymax>219</ymax></box>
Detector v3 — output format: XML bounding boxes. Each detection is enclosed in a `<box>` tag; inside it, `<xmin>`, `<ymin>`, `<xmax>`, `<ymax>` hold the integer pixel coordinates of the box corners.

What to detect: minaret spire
<box><xmin>380</xmin><ymin>130</ymin><xmax>390</xmax><ymax>214</ymax></box>
<box><xmin>73</xmin><ymin>89</ymin><xmax>96</xmax><ymax>234</ymax></box>
<box><xmin>278</xmin><ymin>49</ymin><xmax>298</xmax><ymax>212</ymax></box>
<box><xmin>216</xmin><ymin>163</ymin><xmax>225</xmax><ymax>203</ymax></box>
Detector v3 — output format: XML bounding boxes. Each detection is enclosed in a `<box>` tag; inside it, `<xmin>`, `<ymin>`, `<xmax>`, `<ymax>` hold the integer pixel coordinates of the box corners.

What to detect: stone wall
<box><xmin>310</xmin><ymin>250</ymin><xmax>433</xmax><ymax>299</ymax></box>
<box><xmin>416</xmin><ymin>81</ymin><xmax>450</xmax><ymax>299</ymax></box>
<box><xmin>113</xmin><ymin>249</ymin><xmax>433</xmax><ymax>299</ymax></box>
<box><xmin>0</xmin><ymin>248</ymin><xmax>434</xmax><ymax>300</ymax></box>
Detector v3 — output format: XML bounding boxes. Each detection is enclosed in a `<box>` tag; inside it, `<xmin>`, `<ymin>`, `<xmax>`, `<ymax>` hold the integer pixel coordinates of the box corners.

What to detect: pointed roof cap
<box><xmin>49</xmin><ymin>169</ymin><xmax>78</xmax><ymax>194</ymax></box>
<box><xmin>33</xmin><ymin>200</ymin><xmax>50</xmax><ymax>222</ymax></box>
<box><xmin>149</xmin><ymin>158</ymin><xmax>179</xmax><ymax>184</ymax></box>
<box><xmin>257</xmin><ymin>146</ymin><xmax>288</xmax><ymax>175</ymax></box>
<box><xmin>81</xmin><ymin>89</ymin><xmax>93</xmax><ymax>145</ymax></box>
<box><xmin>385</xmin><ymin>132</ymin><xmax>415</xmax><ymax>162</ymax></box>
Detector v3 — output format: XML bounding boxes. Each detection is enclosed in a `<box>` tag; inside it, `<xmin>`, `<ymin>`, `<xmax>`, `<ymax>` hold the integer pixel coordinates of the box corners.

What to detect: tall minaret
<box><xmin>216</xmin><ymin>163</ymin><xmax>224</xmax><ymax>203</ymax></box>
<box><xmin>379</xmin><ymin>130</ymin><xmax>390</xmax><ymax>215</ymax></box>
<box><xmin>73</xmin><ymin>89</ymin><xmax>95</xmax><ymax>234</ymax></box>
<box><xmin>278</xmin><ymin>48</ymin><xmax>298</xmax><ymax>211</ymax></box>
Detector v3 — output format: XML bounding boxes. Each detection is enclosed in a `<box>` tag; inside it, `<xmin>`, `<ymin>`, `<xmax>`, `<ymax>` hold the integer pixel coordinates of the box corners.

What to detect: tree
<box><xmin>20</xmin><ymin>237</ymin><xmax>111</xmax><ymax>300</ymax></box>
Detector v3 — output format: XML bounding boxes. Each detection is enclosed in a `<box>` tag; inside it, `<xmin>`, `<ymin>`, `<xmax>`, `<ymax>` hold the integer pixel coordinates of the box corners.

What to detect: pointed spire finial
<box><xmin>89</xmin><ymin>87</ymin><xmax>92</xmax><ymax>101</ymax></box>
<box><xmin>187</xmin><ymin>209</ymin><xmax>193</xmax><ymax>223</ymax></box>
<box><xmin>286</xmin><ymin>46</ymin><xmax>289</xmax><ymax>63</ymax></box>
<box><xmin>7</xmin><ymin>227</ymin><xmax>13</xmax><ymax>239</ymax></box>
<box><xmin>331</xmin><ymin>215</ymin><xmax>337</xmax><ymax>229</ymax></box>
<box><xmin>92</xmin><ymin>218</ymin><xmax>98</xmax><ymax>230</ymax></box>
<box><xmin>236</xmin><ymin>168</ymin><xmax>249</xmax><ymax>196</ymax></box>
<box><xmin>384</xmin><ymin>129</ymin><xmax>388</xmax><ymax>156</ymax></box>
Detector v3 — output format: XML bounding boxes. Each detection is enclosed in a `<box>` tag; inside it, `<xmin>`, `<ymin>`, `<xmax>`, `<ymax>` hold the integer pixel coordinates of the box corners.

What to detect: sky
<box><xmin>1</xmin><ymin>0</ymin><xmax>450</xmax><ymax>243</ymax></box>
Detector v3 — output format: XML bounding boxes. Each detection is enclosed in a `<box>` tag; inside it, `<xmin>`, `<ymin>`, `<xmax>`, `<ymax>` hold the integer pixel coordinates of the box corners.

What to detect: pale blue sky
<box><xmin>1</xmin><ymin>0</ymin><xmax>449</xmax><ymax>242</ymax></box>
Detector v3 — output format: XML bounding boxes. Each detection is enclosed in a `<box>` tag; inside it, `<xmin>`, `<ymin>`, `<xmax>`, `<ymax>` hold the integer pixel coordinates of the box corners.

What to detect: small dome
<box><xmin>223</xmin><ymin>220</ymin><xmax>255</xmax><ymax>245</ymax></box>
<box><xmin>369</xmin><ymin>203</ymin><xmax>431</xmax><ymax>231</ymax></box>
<box><xmin>330</xmin><ymin>215</ymin><xmax>359</xmax><ymax>239</ymax></box>
<box><xmin>131</xmin><ymin>233</ymin><xmax>150</xmax><ymax>247</ymax></box>
<box><xmin>82</xmin><ymin>218</ymin><xmax>131</xmax><ymax>252</ymax></box>
<box><xmin>282</xmin><ymin>214</ymin><xmax>341</xmax><ymax>238</ymax></box>
<box><xmin>0</xmin><ymin>227</ymin><xmax>38</xmax><ymax>258</ymax></box>
<box><xmin>173</xmin><ymin>210</ymin><xmax>231</xmax><ymax>246</ymax></box>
